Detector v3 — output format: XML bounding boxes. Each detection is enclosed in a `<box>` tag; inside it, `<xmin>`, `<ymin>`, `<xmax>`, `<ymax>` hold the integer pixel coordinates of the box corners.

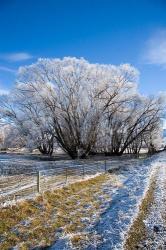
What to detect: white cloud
<box><xmin>0</xmin><ymin>66</ymin><xmax>16</xmax><ymax>74</ymax></box>
<box><xmin>0</xmin><ymin>52</ymin><xmax>33</xmax><ymax>62</ymax></box>
<box><xmin>0</xmin><ymin>81</ymin><xmax>9</xmax><ymax>96</ymax></box>
<box><xmin>143</xmin><ymin>30</ymin><xmax>166</xmax><ymax>66</ymax></box>
<box><xmin>0</xmin><ymin>89</ymin><xmax>9</xmax><ymax>95</ymax></box>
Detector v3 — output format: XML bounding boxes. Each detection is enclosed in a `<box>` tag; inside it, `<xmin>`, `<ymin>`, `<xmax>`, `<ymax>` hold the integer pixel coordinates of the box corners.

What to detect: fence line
<box><xmin>0</xmin><ymin>160</ymin><xmax>108</xmax><ymax>206</ymax></box>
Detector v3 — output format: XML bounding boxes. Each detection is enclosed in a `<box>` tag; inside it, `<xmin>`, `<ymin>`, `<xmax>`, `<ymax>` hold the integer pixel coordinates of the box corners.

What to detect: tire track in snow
<box><xmin>137</xmin><ymin>155</ymin><xmax>166</xmax><ymax>249</ymax></box>
<box><xmin>86</xmin><ymin>154</ymin><xmax>160</xmax><ymax>250</ymax></box>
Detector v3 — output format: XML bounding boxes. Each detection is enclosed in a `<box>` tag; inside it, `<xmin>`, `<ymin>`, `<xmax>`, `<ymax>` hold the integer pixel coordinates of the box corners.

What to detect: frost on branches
<box><xmin>0</xmin><ymin>57</ymin><xmax>165</xmax><ymax>158</ymax></box>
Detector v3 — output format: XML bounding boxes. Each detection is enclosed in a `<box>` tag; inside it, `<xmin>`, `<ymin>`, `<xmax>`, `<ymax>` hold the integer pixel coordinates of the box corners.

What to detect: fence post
<box><xmin>37</xmin><ymin>171</ymin><xmax>41</xmax><ymax>193</ymax></box>
<box><xmin>83</xmin><ymin>166</ymin><xmax>85</xmax><ymax>179</ymax></box>
<box><xmin>65</xmin><ymin>168</ymin><xmax>68</xmax><ymax>183</ymax></box>
<box><xmin>104</xmin><ymin>160</ymin><xmax>107</xmax><ymax>173</ymax></box>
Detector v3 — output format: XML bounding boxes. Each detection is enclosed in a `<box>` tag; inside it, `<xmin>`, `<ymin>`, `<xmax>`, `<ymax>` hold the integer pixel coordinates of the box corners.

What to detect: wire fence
<box><xmin>0</xmin><ymin>160</ymin><xmax>108</xmax><ymax>206</ymax></box>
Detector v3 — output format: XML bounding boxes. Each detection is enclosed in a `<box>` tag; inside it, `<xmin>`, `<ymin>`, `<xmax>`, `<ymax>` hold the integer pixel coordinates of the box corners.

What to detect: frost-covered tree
<box><xmin>14</xmin><ymin>58</ymin><xmax>140</xmax><ymax>158</ymax></box>
<box><xmin>0</xmin><ymin>57</ymin><xmax>164</xmax><ymax>158</ymax></box>
<box><xmin>0</xmin><ymin>123</ymin><xmax>25</xmax><ymax>150</ymax></box>
<box><xmin>0</xmin><ymin>90</ymin><xmax>54</xmax><ymax>155</ymax></box>
<box><xmin>95</xmin><ymin>94</ymin><xmax>164</xmax><ymax>155</ymax></box>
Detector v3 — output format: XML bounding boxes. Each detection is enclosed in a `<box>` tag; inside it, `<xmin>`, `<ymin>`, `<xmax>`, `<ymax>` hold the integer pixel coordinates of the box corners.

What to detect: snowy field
<box><xmin>1</xmin><ymin>152</ymin><xmax>166</xmax><ymax>249</ymax></box>
<box><xmin>0</xmin><ymin>153</ymin><xmax>146</xmax><ymax>205</ymax></box>
<box><xmin>0</xmin><ymin>153</ymin><xmax>147</xmax><ymax>174</ymax></box>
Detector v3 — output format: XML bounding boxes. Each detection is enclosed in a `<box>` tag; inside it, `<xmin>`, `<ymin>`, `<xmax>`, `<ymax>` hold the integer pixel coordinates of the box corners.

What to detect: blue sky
<box><xmin>0</xmin><ymin>0</ymin><xmax>166</xmax><ymax>95</ymax></box>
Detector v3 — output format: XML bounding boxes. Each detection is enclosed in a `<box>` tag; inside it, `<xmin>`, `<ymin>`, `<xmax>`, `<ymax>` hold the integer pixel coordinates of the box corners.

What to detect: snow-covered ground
<box><xmin>49</xmin><ymin>153</ymin><xmax>166</xmax><ymax>250</ymax></box>
<box><xmin>0</xmin><ymin>153</ymin><xmax>146</xmax><ymax>204</ymax></box>
<box><xmin>0</xmin><ymin>153</ymin><xmax>145</xmax><ymax>174</ymax></box>
<box><xmin>1</xmin><ymin>152</ymin><xmax>166</xmax><ymax>249</ymax></box>
<box><xmin>137</xmin><ymin>153</ymin><xmax>166</xmax><ymax>249</ymax></box>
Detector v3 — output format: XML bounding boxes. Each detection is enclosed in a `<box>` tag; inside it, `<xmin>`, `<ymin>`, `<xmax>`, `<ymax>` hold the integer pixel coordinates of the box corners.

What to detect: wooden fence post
<box><xmin>65</xmin><ymin>168</ymin><xmax>68</xmax><ymax>183</ymax></box>
<box><xmin>104</xmin><ymin>160</ymin><xmax>107</xmax><ymax>173</ymax></box>
<box><xmin>37</xmin><ymin>171</ymin><xmax>41</xmax><ymax>193</ymax></box>
<box><xmin>83</xmin><ymin>166</ymin><xmax>85</xmax><ymax>178</ymax></box>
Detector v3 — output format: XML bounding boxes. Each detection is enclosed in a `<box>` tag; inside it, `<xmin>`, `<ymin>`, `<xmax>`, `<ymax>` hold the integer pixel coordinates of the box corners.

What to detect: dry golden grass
<box><xmin>0</xmin><ymin>173</ymin><xmax>116</xmax><ymax>250</ymax></box>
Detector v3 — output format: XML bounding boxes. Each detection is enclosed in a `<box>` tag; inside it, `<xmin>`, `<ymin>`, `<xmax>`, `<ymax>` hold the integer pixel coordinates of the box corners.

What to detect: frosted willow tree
<box><xmin>15</xmin><ymin>58</ymin><xmax>101</xmax><ymax>158</ymax></box>
<box><xmin>10</xmin><ymin>57</ymin><xmax>140</xmax><ymax>158</ymax></box>
<box><xmin>94</xmin><ymin>65</ymin><xmax>164</xmax><ymax>155</ymax></box>
<box><xmin>0</xmin><ymin>123</ymin><xmax>25</xmax><ymax>150</ymax></box>
<box><xmin>0</xmin><ymin>57</ymin><xmax>164</xmax><ymax>158</ymax></box>
<box><xmin>0</xmin><ymin>88</ymin><xmax>54</xmax><ymax>155</ymax></box>
<box><xmin>94</xmin><ymin>64</ymin><xmax>139</xmax><ymax>155</ymax></box>
<box><xmin>119</xmin><ymin>96</ymin><xmax>164</xmax><ymax>155</ymax></box>
<box><xmin>96</xmin><ymin>94</ymin><xmax>164</xmax><ymax>155</ymax></box>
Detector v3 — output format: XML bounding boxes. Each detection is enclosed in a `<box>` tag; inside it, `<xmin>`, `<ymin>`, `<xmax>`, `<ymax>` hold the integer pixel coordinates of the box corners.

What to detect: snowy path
<box><xmin>86</xmin><ymin>155</ymin><xmax>158</xmax><ymax>249</ymax></box>
<box><xmin>137</xmin><ymin>153</ymin><xmax>166</xmax><ymax>249</ymax></box>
